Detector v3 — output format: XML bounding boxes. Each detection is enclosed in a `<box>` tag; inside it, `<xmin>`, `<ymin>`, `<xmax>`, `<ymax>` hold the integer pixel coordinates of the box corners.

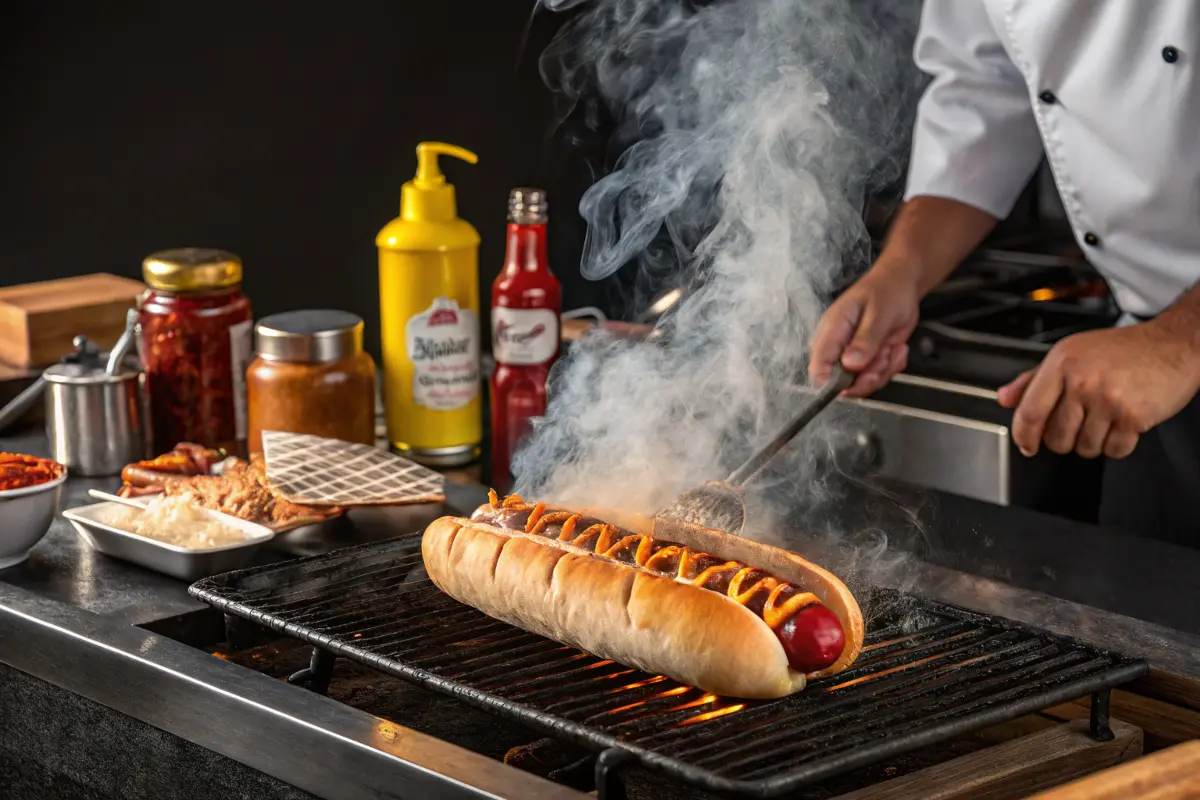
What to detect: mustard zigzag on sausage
<box><xmin>478</xmin><ymin>493</ymin><xmax>831</xmax><ymax>640</ymax></box>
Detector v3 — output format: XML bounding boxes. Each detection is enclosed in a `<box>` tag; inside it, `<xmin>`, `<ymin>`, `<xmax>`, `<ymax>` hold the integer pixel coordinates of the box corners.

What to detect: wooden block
<box><xmin>967</xmin><ymin>713</ymin><xmax>1060</xmax><ymax>747</ymax></box>
<box><xmin>1043</xmin><ymin>689</ymin><xmax>1200</xmax><ymax>751</ymax></box>
<box><xmin>1025</xmin><ymin>740</ymin><xmax>1200</xmax><ymax>799</ymax></box>
<box><xmin>1109</xmin><ymin>691</ymin><xmax>1200</xmax><ymax>749</ymax></box>
<box><xmin>832</xmin><ymin>719</ymin><xmax>1141</xmax><ymax>800</ymax></box>
<box><xmin>1131</xmin><ymin>669</ymin><xmax>1200</xmax><ymax>715</ymax></box>
<box><xmin>0</xmin><ymin>273</ymin><xmax>144</xmax><ymax>367</ymax></box>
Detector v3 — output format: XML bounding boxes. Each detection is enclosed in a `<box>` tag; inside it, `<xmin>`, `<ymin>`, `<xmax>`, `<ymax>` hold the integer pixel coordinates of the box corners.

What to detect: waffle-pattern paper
<box><xmin>262</xmin><ymin>431</ymin><xmax>445</xmax><ymax>507</ymax></box>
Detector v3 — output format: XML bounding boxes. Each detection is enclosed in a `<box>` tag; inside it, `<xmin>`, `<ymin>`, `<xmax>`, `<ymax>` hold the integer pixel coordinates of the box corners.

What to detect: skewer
<box><xmin>87</xmin><ymin>488</ymin><xmax>151</xmax><ymax>509</ymax></box>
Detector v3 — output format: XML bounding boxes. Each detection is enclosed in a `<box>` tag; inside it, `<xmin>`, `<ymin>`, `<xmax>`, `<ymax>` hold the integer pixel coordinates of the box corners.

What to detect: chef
<box><xmin>808</xmin><ymin>1</ymin><xmax>1200</xmax><ymax>540</ymax></box>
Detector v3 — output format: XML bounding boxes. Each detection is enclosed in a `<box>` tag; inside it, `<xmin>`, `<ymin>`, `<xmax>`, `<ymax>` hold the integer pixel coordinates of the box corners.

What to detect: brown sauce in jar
<box><xmin>246</xmin><ymin>310</ymin><xmax>376</xmax><ymax>454</ymax></box>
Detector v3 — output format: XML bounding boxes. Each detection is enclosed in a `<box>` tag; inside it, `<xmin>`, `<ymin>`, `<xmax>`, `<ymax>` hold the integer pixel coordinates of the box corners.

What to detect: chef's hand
<box><xmin>997</xmin><ymin>320</ymin><xmax>1200</xmax><ymax>459</ymax></box>
<box><xmin>809</xmin><ymin>266</ymin><xmax>919</xmax><ymax>396</ymax></box>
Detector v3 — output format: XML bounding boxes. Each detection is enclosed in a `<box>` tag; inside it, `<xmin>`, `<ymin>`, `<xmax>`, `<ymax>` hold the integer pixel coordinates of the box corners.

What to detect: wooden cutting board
<box><xmin>0</xmin><ymin>273</ymin><xmax>145</xmax><ymax>367</ymax></box>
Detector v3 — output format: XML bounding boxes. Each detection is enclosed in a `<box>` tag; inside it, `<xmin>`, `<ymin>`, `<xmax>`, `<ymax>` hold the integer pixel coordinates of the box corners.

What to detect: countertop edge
<box><xmin>0</xmin><ymin>581</ymin><xmax>582</xmax><ymax>800</ymax></box>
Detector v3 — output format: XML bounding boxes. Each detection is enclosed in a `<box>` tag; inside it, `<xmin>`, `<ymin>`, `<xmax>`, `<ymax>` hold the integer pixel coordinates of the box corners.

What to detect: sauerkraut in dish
<box><xmin>96</xmin><ymin>496</ymin><xmax>249</xmax><ymax>549</ymax></box>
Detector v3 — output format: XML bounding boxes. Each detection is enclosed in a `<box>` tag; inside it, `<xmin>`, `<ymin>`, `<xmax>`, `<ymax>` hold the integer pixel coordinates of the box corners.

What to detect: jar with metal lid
<box><xmin>136</xmin><ymin>248</ymin><xmax>253</xmax><ymax>455</ymax></box>
<box><xmin>246</xmin><ymin>310</ymin><xmax>377</xmax><ymax>455</ymax></box>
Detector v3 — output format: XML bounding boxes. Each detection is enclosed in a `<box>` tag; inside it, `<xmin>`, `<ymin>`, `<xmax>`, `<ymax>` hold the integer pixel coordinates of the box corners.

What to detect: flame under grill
<box><xmin>191</xmin><ymin>535</ymin><xmax>1145</xmax><ymax>798</ymax></box>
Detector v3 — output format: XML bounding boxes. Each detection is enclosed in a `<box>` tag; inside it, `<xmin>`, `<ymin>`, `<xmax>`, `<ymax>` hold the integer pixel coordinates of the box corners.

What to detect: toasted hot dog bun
<box><xmin>423</xmin><ymin>517</ymin><xmax>805</xmax><ymax>698</ymax></box>
<box><xmin>559</xmin><ymin>504</ymin><xmax>864</xmax><ymax>677</ymax></box>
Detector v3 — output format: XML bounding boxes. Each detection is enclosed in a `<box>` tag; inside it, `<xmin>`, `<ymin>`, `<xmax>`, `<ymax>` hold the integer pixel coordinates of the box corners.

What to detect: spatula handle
<box><xmin>725</xmin><ymin>365</ymin><xmax>855</xmax><ymax>488</ymax></box>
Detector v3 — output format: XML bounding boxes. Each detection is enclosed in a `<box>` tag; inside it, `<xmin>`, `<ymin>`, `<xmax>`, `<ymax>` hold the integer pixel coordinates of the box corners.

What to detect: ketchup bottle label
<box><xmin>405</xmin><ymin>297</ymin><xmax>480</xmax><ymax>411</ymax></box>
<box><xmin>492</xmin><ymin>308</ymin><xmax>559</xmax><ymax>366</ymax></box>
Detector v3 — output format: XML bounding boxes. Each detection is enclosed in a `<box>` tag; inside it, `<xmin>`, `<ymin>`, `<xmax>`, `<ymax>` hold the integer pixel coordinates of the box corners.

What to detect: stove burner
<box><xmin>910</xmin><ymin>261</ymin><xmax>1119</xmax><ymax>388</ymax></box>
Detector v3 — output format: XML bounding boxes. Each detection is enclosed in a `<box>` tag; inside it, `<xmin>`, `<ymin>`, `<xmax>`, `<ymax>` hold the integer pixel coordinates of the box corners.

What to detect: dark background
<box><xmin>1</xmin><ymin>0</ymin><xmax>609</xmax><ymax>361</ymax></box>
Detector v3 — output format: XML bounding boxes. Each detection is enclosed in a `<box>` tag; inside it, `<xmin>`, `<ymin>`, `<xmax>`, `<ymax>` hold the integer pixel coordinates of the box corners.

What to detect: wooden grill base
<box><xmin>1029</xmin><ymin>740</ymin><xmax>1200</xmax><ymax>800</ymax></box>
<box><xmin>831</xmin><ymin>718</ymin><xmax>1141</xmax><ymax>800</ymax></box>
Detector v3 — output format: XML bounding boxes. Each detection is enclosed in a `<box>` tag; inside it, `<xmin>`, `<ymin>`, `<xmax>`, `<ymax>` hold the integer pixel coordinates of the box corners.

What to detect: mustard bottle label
<box><xmin>405</xmin><ymin>298</ymin><xmax>480</xmax><ymax>411</ymax></box>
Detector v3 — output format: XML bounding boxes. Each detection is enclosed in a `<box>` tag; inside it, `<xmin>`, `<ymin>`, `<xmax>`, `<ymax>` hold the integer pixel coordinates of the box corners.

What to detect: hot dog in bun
<box><xmin>421</xmin><ymin>492</ymin><xmax>864</xmax><ymax>699</ymax></box>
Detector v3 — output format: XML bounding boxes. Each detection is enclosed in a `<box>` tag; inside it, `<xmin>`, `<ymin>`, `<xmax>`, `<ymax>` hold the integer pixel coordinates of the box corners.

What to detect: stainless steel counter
<box><xmin>1</xmin><ymin>427</ymin><xmax>1199</xmax><ymax>800</ymax></box>
<box><xmin>0</xmin><ymin>429</ymin><xmax>573</xmax><ymax>800</ymax></box>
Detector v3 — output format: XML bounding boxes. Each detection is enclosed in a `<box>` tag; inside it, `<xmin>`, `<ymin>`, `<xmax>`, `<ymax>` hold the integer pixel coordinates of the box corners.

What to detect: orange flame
<box><xmin>669</xmin><ymin>693</ymin><xmax>718</xmax><ymax>711</ymax></box>
<box><xmin>607</xmin><ymin>675</ymin><xmax>667</xmax><ymax>693</ymax></box>
<box><xmin>825</xmin><ymin>653</ymin><xmax>945</xmax><ymax>691</ymax></box>
<box><xmin>678</xmin><ymin>704</ymin><xmax>746</xmax><ymax>726</ymax></box>
<box><xmin>595</xmin><ymin>669</ymin><xmax>637</xmax><ymax>683</ymax></box>
<box><xmin>606</xmin><ymin>686</ymin><xmax>691</xmax><ymax>715</ymax></box>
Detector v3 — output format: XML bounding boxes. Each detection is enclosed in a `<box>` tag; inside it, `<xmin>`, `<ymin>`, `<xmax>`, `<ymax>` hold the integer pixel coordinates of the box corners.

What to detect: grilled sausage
<box><xmin>120</xmin><ymin>465</ymin><xmax>178</xmax><ymax>487</ymax></box>
<box><xmin>120</xmin><ymin>443</ymin><xmax>224</xmax><ymax>487</ymax></box>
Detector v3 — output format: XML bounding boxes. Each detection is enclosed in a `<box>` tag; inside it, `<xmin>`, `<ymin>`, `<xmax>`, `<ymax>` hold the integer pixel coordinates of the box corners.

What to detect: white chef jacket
<box><xmin>904</xmin><ymin>0</ymin><xmax>1200</xmax><ymax>318</ymax></box>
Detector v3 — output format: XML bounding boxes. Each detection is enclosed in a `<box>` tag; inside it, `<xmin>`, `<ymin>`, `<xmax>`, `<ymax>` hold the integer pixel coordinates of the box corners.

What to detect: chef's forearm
<box><xmin>1152</xmin><ymin>281</ymin><xmax>1200</xmax><ymax>377</ymax></box>
<box><xmin>871</xmin><ymin>196</ymin><xmax>998</xmax><ymax>297</ymax></box>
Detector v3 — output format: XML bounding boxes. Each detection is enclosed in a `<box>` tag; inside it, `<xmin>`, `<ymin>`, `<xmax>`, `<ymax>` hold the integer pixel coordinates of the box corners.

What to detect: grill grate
<box><xmin>191</xmin><ymin>535</ymin><xmax>1147</xmax><ymax>798</ymax></box>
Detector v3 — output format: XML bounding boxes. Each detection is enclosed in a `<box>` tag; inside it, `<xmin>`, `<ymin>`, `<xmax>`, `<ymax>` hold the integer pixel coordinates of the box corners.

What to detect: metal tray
<box><xmin>64</xmin><ymin>501</ymin><xmax>275</xmax><ymax>582</ymax></box>
<box><xmin>191</xmin><ymin>535</ymin><xmax>1149</xmax><ymax>799</ymax></box>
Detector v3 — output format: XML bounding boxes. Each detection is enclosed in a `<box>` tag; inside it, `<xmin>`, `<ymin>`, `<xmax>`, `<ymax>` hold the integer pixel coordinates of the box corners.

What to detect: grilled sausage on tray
<box><xmin>421</xmin><ymin>492</ymin><xmax>865</xmax><ymax>699</ymax></box>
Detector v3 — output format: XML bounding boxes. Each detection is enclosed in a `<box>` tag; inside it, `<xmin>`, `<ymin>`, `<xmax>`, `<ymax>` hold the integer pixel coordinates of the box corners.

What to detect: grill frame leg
<box><xmin>288</xmin><ymin>647</ymin><xmax>336</xmax><ymax>695</ymax></box>
<box><xmin>1088</xmin><ymin>689</ymin><xmax>1114</xmax><ymax>741</ymax></box>
<box><xmin>594</xmin><ymin>747</ymin><xmax>633</xmax><ymax>800</ymax></box>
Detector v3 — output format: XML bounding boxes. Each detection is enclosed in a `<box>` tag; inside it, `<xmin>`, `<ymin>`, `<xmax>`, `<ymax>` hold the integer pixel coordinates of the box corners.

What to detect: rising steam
<box><xmin>515</xmin><ymin>0</ymin><xmax>924</xmax><ymax>546</ymax></box>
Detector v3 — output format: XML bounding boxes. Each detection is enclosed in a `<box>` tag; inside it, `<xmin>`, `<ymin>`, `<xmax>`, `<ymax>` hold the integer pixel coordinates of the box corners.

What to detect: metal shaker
<box><xmin>43</xmin><ymin>311</ymin><xmax>151</xmax><ymax>476</ymax></box>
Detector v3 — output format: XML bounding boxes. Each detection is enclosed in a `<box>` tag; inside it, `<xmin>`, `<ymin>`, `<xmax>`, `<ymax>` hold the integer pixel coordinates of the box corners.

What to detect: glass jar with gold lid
<box><xmin>246</xmin><ymin>310</ymin><xmax>377</xmax><ymax>455</ymax></box>
<box><xmin>136</xmin><ymin>248</ymin><xmax>253</xmax><ymax>455</ymax></box>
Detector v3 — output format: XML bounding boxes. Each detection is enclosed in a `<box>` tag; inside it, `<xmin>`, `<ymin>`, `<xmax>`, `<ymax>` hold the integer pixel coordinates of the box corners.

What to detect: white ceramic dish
<box><xmin>63</xmin><ymin>501</ymin><xmax>275</xmax><ymax>581</ymax></box>
<box><xmin>0</xmin><ymin>469</ymin><xmax>68</xmax><ymax>570</ymax></box>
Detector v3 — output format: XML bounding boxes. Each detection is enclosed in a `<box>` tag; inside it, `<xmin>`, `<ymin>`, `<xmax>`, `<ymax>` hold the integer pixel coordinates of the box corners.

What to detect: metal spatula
<box><xmin>656</xmin><ymin>365</ymin><xmax>856</xmax><ymax>535</ymax></box>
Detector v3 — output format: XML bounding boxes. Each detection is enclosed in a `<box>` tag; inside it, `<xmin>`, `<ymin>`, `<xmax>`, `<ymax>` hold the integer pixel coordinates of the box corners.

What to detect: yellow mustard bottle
<box><xmin>376</xmin><ymin>142</ymin><xmax>482</xmax><ymax>467</ymax></box>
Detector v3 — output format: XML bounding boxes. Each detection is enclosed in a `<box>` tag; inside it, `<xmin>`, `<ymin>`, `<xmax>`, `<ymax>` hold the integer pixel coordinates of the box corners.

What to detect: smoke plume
<box><xmin>516</xmin><ymin>0</ymin><xmax>925</xmax><ymax>557</ymax></box>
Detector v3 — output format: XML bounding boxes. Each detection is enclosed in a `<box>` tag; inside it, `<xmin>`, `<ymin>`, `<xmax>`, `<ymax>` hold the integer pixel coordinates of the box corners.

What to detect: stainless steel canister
<box><xmin>43</xmin><ymin>361</ymin><xmax>150</xmax><ymax>476</ymax></box>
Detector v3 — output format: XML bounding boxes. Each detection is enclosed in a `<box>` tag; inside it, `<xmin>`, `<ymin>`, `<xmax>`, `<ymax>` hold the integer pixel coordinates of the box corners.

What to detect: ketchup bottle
<box><xmin>490</xmin><ymin>188</ymin><xmax>561</xmax><ymax>490</ymax></box>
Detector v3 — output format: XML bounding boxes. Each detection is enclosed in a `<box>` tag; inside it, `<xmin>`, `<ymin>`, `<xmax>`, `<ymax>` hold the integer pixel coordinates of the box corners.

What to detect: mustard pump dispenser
<box><xmin>376</xmin><ymin>142</ymin><xmax>482</xmax><ymax>467</ymax></box>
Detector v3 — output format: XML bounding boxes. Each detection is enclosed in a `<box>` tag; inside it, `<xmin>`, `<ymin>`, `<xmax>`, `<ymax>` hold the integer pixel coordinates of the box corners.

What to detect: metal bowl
<box><xmin>0</xmin><ymin>469</ymin><xmax>68</xmax><ymax>569</ymax></box>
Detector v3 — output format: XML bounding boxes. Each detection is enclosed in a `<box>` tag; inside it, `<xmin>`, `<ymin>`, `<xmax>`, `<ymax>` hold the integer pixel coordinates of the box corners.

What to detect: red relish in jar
<box><xmin>136</xmin><ymin>248</ymin><xmax>253</xmax><ymax>455</ymax></box>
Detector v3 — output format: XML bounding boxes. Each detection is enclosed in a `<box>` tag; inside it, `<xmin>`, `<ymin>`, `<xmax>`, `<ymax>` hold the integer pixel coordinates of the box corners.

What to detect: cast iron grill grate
<box><xmin>191</xmin><ymin>535</ymin><xmax>1147</xmax><ymax>798</ymax></box>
